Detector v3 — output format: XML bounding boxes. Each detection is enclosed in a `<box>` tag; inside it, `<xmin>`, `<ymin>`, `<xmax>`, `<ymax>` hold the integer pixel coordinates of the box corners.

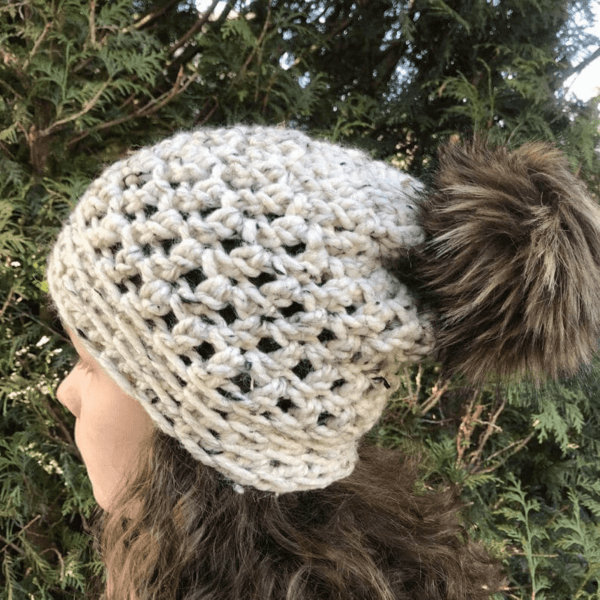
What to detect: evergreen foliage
<box><xmin>0</xmin><ymin>0</ymin><xmax>599</xmax><ymax>597</ymax></box>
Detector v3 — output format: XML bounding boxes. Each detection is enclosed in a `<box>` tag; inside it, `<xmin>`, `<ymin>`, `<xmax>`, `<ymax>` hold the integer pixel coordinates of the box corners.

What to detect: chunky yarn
<box><xmin>47</xmin><ymin>126</ymin><xmax>433</xmax><ymax>493</ymax></box>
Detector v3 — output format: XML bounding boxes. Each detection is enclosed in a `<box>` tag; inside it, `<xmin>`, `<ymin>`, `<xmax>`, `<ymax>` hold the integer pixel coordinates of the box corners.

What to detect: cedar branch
<box><xmin>40</xmin><ymin>79</ymin><xmax>112</xmax><ymax>137</ymax></box>
<box><xmin>23</xmin><ymin>21</ymin><xmax>52</xmax><ymax>71</ymax></box>
<box><xmin>66</xmin><ymin>67</ymin><xmax>195</xmax><ymax>147</ymax></box>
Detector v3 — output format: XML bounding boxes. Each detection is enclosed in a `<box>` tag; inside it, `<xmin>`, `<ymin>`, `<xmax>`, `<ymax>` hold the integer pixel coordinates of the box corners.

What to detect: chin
<box><xmin>92</xmin><ymin>486</ymin><xmax>111</xmax><ymax>511</ymax></box>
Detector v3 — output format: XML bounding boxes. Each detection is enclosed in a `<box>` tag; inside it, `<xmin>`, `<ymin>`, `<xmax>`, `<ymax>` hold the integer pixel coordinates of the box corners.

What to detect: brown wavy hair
<box><xmin>88</xmin><ymin>429</ymin><xmax>504</xmax><ymax>599</ymax></box>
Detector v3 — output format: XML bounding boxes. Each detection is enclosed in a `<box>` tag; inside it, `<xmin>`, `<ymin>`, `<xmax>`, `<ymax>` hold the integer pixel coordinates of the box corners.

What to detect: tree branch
<box><xmin>169</xmin><ymin>0</ymin><xmax>220</xmax><ymax>56</ymax></box>
<box><xmin>241</xmin><ymin>4</ymin><xmax>272</xmax><ymax>76</ymax></box>
<box><xmin>88</xmin><ymin>0</ymin><xmax>96</xmax><ymax>48</ymax></box>
<box><xmin>164</xmin><ymin>0</ymin><xmax>228</xmax><ymax>82</ymax></box>
<box><xmin>468</xmin><ymin>394</ymin><xmax>506</xmax><ymax>470</ymax></box>
<box><xmin>40</xmin><ymin>79</ymin><xmax>111</xmax><ymax>137</ymax></box>
<box><xmin>562</xmin><ymin>46</ymin><xmax>600</xmax><ymax>81</ymax></box>
<box><xmin>127</xmin><ymin>0</ymin><xmax>181</xmax><ymax>32</ymax></box>
<box><xmin>0</xmin><ymin>534</ymin><xmax>24</xmax><ymax>556</ymax></box>
<box><xmin>23</xmin><ymin>21</ymin><xmax>52</xmax><ymax>71</ymax></box>
<box><xmin>0</xmin><ymin>516</ymin><xmax>41</xmax><ymax>556</ymax></box>
<box><xmin>478</xmin><ymin>431</ymin><xmax>536</xmax><ymax>475</ymax></box>
<box><xmin>66</xmin><ymin>67</ymin><xmax>195</xmax><ymax>147</ymax></box>
<box><xmin>195</xmin><ymin>97</ymin><xmax>220</xmax><ymax>126</ymax></box>
<box><xmin>0</xmin><ymin>286</ymin><xmax>15</xmax><ymax>319</ymax></box>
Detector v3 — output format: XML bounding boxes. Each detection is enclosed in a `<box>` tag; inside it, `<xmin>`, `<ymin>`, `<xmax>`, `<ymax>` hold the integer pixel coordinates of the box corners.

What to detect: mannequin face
<box><xmin>56</xmin><ymin>329</ymin><xmax>155</xmax><ymax>510</ymax></box>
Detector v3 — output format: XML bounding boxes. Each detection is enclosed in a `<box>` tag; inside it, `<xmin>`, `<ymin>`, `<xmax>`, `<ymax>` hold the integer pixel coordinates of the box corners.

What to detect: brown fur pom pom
<box><xmin>417</xmin><ymin>139</ymin><xmax>600</xmax><ymax>383</ymax></box>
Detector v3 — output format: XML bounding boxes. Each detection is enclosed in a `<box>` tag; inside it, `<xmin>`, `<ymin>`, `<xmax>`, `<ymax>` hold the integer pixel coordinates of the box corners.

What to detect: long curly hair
<box><xmin>89</xmin><ymin>429</ymin><xmax>503</xmax><ymax>599</ymax></box>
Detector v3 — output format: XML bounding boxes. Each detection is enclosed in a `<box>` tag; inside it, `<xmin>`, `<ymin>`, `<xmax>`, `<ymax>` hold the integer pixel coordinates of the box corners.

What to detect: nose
<box><xmin>56</xmin><ymin>368</ymin><xmax>82</xmax><ymax>418</ymax></box>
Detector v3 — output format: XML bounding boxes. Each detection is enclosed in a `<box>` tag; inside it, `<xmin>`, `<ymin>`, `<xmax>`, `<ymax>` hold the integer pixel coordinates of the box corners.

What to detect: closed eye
<box><xmin>76</xmin><ymin>359</ymin><xmax>95</xmax><ymax>376</ymax></box>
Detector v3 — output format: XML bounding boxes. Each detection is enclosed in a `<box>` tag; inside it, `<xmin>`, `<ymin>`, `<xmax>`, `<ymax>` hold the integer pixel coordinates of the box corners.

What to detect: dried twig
<box><xmin>468</xmin><ymin>392</ymin><xmax>507</xmax><ymax>470</ymax></box>
<box><xmin>478</xmin><ymin>431</ymin><xmax>536</xmax><ymax>475</ymax></box>
<box><xmin>403</xmin><ymin>365</ymin><xmax>416</xmax><ymax>403</ymax></box>
<box><xmin>456</xmin><ymin>391</ymin><xmax>484</xmax><ymax>467</ymax></box>
<box><xmin>419</xmin><ymin>377</ymin><xmax>449</xmax><ymax>415</ymax></box>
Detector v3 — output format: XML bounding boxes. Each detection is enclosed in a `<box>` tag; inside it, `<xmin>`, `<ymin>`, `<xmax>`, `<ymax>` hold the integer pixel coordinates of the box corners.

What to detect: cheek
<box><xmin>79</xmin><ymin>380</ymin><xmax>153</xmax><ymax>453</ymax></box>
<box><xmin>75</xmin><ymin>378</ymin><xmax>154</xmax><ymax>506</ymax></box>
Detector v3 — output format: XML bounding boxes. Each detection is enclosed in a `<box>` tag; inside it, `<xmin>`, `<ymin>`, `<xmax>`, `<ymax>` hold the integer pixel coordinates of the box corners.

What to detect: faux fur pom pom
<box><xmin>416</xmin><ymin>140</ymin><xmax>600</xmax><ymax>383</ymax></box>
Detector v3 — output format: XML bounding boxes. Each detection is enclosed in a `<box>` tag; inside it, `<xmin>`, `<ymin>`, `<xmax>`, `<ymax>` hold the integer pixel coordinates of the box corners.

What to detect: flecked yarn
<box><xmin>47</xmin><ymin>126</ymin><xmax>433</xmax><ymax>493</ymax></box>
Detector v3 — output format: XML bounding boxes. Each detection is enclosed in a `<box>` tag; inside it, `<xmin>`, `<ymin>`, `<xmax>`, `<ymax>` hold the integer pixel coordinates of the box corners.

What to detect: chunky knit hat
<box><xmin>47</xmin><ymin>126</ymin><xmax>433</xmax><ymax>493</ymax></box>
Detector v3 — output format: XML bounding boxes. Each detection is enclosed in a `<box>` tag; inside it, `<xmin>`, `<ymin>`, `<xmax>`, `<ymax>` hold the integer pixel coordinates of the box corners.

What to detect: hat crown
<box><xmin>47</xmin><ymin>126</ymin><xmax>433</xmax><ymax>493</ymax></box>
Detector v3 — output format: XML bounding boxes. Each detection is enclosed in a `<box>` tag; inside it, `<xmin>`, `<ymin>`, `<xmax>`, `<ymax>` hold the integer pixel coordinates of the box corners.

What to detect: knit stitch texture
<box><xmin>47</xmin><ymin>126</ymin><xmax>433</xmax><ymax>493</ymax></box>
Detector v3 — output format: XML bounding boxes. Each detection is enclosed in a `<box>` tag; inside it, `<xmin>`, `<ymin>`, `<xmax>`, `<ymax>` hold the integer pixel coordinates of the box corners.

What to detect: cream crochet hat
<box><xmin>47</xmin><ymin>125</ymin><xmax>433</xmax><ymax>493</ymax></box>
